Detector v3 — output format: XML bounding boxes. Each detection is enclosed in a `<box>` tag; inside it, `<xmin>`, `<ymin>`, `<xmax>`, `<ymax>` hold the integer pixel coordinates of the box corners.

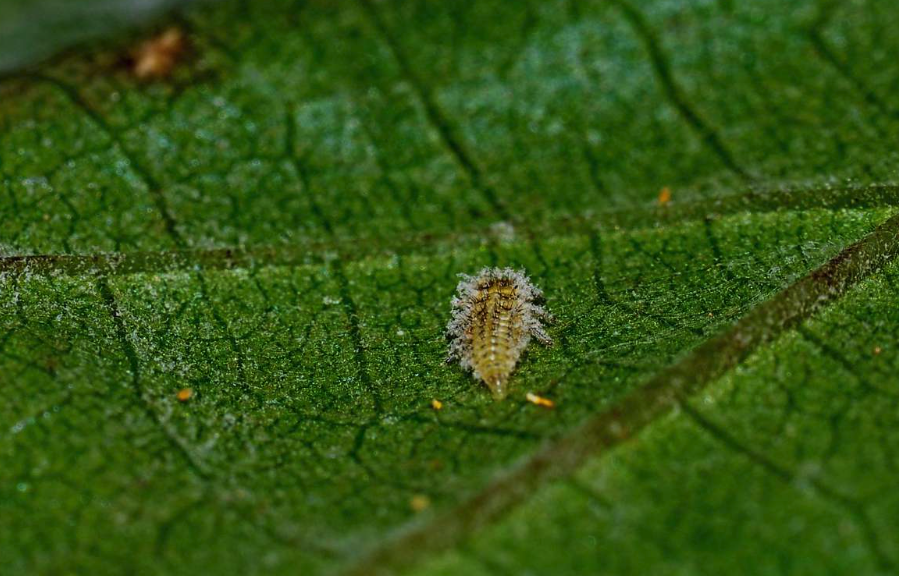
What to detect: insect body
<box><xmin>446</xmin><ymin>268</ymin><xmax>553</xmax><ymax>399</ymax></box>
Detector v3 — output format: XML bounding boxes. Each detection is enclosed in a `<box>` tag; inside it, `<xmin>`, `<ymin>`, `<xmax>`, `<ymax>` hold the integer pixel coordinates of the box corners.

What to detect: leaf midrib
<box><xmin>1</xmin><ymin>182</ymin><xmax>897</xmax><ymax>277</ymax></box>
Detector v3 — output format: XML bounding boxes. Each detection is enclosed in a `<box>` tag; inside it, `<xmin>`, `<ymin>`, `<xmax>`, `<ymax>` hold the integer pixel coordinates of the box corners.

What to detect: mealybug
<box><xmin>446</xmin><ymin>267</ymin><xmax>553</xmax><ymax>399</ymax></box>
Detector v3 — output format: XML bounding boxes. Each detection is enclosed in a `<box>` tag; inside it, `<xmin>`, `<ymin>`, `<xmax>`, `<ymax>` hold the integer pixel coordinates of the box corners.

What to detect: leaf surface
<box><xmin>1</xmin><ymin>0</ymin><xmax>898</xmax><ymax>574</ymax></box>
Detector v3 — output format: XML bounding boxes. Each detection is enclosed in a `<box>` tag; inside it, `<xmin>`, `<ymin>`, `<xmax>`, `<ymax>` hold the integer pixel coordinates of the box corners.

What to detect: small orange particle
<box><xmin>410</xmin><ymin>494</ymin><xmax>431</xmax><ymax>512</ymax></box>
<box><xmin>176</xmin><ymin>388</ymin><xmax>193</xmax><ymax>402</ymax></box>
<box><xmin>874</xmin><ymin>346</ymin><xmax>882</xmax><ymax>355</ymax></box>
<box><xmin>431</xmin><ymin>399</ymin><xmax>443</xmax><ymax>410</ymax></box>
<box><xmin>133</xmin><ymin>27</ymin><xmax>186</xmax><ymax>79</ymax></box>
<box><xmin>658</xmin><ymin>186</ymin><xmax>672</xmax><ymax>205</ymax></box>
<box><xmin>526</xmin><ymin>392</ymin><xmax>555</xmax><ymax>408</ymax></box>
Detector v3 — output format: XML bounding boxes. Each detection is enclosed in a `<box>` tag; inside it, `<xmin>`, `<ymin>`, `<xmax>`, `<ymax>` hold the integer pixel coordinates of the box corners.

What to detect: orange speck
<box><xmin>133</xmin><ymin>28</ymin><xmax>186</xmax><ymax>79</ymax></box>
<box><xmin>410</xmin><ymin>494</ymin><xmax>431</xmax><ymax>512</ymax></box>
<box><xmin>176</xmin><ymin>388</ymin><xmax>193</xmax><ymax>402</ymax></box>
<box><xmin>430</xmin><ymin>399</ymin><xmax>443</xmax><ymax>410</ymax></box>
<box><xmin>526</xmin><ymin>392</ymin><xmax>555</xmax><ymax>408</ymax></box>
<box><xmin>658</xmin><ymin>186</ymin><xmax>672</xmax><ymax>205</ymax></box>
<box><xmin>874</xmin><ymin>346</ymin><xmax>882</xmax><ymax>355</ymax></box>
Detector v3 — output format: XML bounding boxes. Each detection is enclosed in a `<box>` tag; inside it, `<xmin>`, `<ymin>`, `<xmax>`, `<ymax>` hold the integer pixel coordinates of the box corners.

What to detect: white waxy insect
<box><xmin>446</xmin><ymin>267</ymin><xmax>553</xmax><ymax>399</ymax></box>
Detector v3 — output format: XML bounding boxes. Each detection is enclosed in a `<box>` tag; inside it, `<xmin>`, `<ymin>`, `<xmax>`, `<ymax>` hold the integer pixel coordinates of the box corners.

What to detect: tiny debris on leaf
<box><xmin>874</xmin><ymin>346</ymin><xmax>882</xmax><ymax>355</ymax></box>
<box><xmin>446</xmin><ymin>267</ymin><xmax>553</xmax><ymax>400</ymax></box>
<box><xmin>658</xmin><ymin>186</ymin><xmax>672</xmax><ymax>205</ymax></box>
<box><xmin>526</xmin><ymin>392</ymin><xmax>555</xmax><ymax>408</ymax></box>
<box><xmin>430</xmin><ymin>399</ymin><xmax>443</xmax><ymax>410</ymax></box>
<box><xmin>410</xmin><ymin>494</ymin><xmax>431</xmax><ymax>512</ymax></box>
<box><xmin>176</xmin><ymin>388</ymin><xmax>193</xmax><ymax>402</ymax></box>
<box><xmin>133</xmin><ymin>27</ymin><xmax>186</xmax><ymax>80</ymax></box>
<box><xmin>488</xmin><ymin>221</ymin><xmax>516</xmax><ymax>243</ymax></box>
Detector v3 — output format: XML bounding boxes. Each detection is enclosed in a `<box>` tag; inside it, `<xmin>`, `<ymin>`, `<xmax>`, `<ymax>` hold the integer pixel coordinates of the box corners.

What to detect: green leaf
<box><xmin>408</xmin><ymin>244</ymin><xmax>899</xmax><ymax>576</ymax></box>
<box><xmin>1</xmin><ymin>0</ymin><xmax>898</xmax><ymax>574</ymax></box>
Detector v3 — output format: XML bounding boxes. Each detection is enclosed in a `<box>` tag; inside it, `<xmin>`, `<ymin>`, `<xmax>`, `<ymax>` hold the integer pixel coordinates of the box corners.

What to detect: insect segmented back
<box><xmin>446</xmin><ymin>267</ymin><xmax>553</xmax><ymax>399</ymax></box>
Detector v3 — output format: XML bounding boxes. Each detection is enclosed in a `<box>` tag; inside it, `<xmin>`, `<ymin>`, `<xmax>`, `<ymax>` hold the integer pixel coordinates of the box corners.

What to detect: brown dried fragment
<box><xmin>446</xmin><ymin>267</ymin><xmax>553</xmax><ymax>400</ymax></box>
<box><xmin>133</xmin><ymin>27</ymin><xmax>186</xmax><ymax>80</ymax></box>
